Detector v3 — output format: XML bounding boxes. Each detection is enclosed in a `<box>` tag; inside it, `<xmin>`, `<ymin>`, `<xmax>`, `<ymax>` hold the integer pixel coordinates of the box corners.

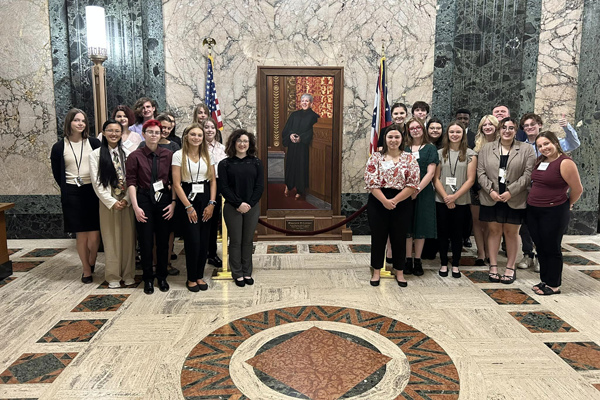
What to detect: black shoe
<box><xmin>234</xmin><ymin>279</ymin><xmax>246</xmax><ymax>287</ymax></box>
<box><xmin>186</xmin><ymin>281</ymin><xmax>200</xmax><ymax>292</ymax></box>
<box><xmin>157</xmin><ymin>278</ymin><xmax>169</xmax><ymax>292</ymax></box>
<box><xmin>404</xmin><ymin>258</ymin><xmax>414</xmax><ymax>275</ymax></box>
<box><xmin>243</xmin><ymin>277</ymin><xmax>254</xmax><ymax>285</ymax></box>
<box><xmin>451</xmin><ymin>266</ymin><xmax>461</xmax><ymax>278</ymax></box>
<box><xmin>385</xmin><ymin>257</ymin><xmax>393</xmax><ymax>265</ymax></box>
<box><xmin>475</xmin><ymin>259</ymin><xmax>486</xmax><ymax>266</ymax></box>
<box><xmin>208</xmin><ymin>256</ymin><xmax>223</xmax><ymax>269</ymax></box>
<box><xmin>438</xmin><ymin>267</ymin><xmax>448</xmax><ymax>277</ymax></box>
<box><xmin>370</xmin><ymin>279</ymin><xmax>380</xmax><ymax>286</ymax></box>
<box><xmin>197</xmin><ymin>281</ymin><xmax>209</xmax><ymax>291</ymax></box>
<box><xmin>90</xmin><ymin>264</ymin><xmax>95</xmax><ymax>274</ymax></box>
<box><xmin>171</xmin><ymin>253</ymin><xmax>178</xmax><ymax>261</ymax></box>
<box><xmin>413</xmin><ymin>259</ymin><xmax>424</xmax><ymax>276</ymax></box>
<box><xmin>167</xmin><ymin>264</ymin><xmax>180</xmax><ymax>276</ymax></box>
<box><xmin>144</xmin><ymin>280</ymin><xmax>154</xmax><ymax>294</ymax></box>
<box><xmin>463</xmin><ymin>238</ymin><xmax>472</xmax><ymax>248</ymax></box>
<box><xmin>81</xmin><ymin>274</ymin><xmax>93</xmax><ymax>284</ymax></box>
<box><xmin>397</xmin><ymin>279</ymin><xmax>408</xmax><ymax>287</ymax></box>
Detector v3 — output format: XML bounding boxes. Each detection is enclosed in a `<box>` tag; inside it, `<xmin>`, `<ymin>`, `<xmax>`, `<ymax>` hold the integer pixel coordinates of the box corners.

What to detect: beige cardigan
<box><xmin>89</xmin><ymin>148</ymin><xmax>131</xmax><ymax>210</ymax></box>
<box><xmin>477</xmin><ymin>140</ymin><xmax>536</xmax><ymax>209</ymax></box>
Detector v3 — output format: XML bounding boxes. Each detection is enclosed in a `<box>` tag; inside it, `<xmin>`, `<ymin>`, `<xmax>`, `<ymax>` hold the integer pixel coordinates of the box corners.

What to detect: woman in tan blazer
<box><xmin>477</xmin><ymin>117</ymin><xmax>535</xmax><ymax>284</ymax></box>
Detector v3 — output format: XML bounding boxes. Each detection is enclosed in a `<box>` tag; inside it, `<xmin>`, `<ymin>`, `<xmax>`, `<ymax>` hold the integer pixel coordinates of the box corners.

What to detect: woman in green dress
<box><xmin>404</xmin><ymin>117</ymin><xmax>439</xmax><ymax>276</ymax></box>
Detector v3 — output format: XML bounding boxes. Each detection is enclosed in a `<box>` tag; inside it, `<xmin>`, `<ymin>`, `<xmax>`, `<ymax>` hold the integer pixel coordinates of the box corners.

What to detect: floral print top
<box><xmin>364</xmin><ymin>151</ymin><xmax>420</xmax><ymax>190</ymax></box>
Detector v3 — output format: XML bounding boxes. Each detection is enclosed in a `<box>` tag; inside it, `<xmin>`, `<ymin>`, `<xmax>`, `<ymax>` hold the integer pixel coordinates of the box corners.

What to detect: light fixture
<box><xmin>86</xmin><ymin>6</ymin><xmax>108</xmax><ymax>136</ymax></box>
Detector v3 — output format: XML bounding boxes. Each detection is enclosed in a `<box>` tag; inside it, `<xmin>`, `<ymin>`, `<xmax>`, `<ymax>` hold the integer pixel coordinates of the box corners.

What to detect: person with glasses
<box><xmin>477</xmin><ymin>117</ymin><xmax>535</xmax><ymax>284</ymax></box>
<box><xmin>218</xmin><ymin>130</ymin><xmax>264</xmax><ymax>287</ymax></box>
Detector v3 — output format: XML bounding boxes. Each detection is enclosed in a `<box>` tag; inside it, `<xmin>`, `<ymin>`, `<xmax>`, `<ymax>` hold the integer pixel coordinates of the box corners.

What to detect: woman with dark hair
<box><xmin>89</xmin><ymin>119</ymin><xmax>136</xmax><ymax>288</ymax></box>
<box><xmin>528</xmin><ymin>132</ymin><xmax>583</xmax><ymax>295</ymax></box>
<box><xmin>426</xmin><ymin>118</ymin><xmax>444</xmax><ymax>150</ymax></box>
<box><xmin>173</xmin><ymin>124</ymin><xmax>217</xmax><ymax>292</ymax></box>
<box><xmin>478</xmin><ymin>117</ymin><xmax>535</xmax><ymax>283</ymax></box>
<box><xmin>193</xmin><ymin>103</ymin><xmax>210</xmax><ymax>125</ymax></box>
<box><xmin>433</xmin><ymin>121</ymin><xmax>477</xmax><ymax>278</ymax></box>
<box><xmin>50</xmin><ymin>108</ymin><xmax>101</xmax><ymax>283</ymax></box>
<box><xmin>164</xmin><ymin>111</ymin><xmax>182</xmax><ymax>147</ymax></box>
<box><xmin>364</xmin><ymin>124</ymin><xmax>420</xmax><ymax>287</ymax></box>
<box><xmin>139</xmin><ymin>113</ymin><xmax>180</xmax><ymax>154</ymax></box>
<box><xmin>377</xmin><ymin>103</ymin><xmax>408</xmax><ymax>149</ymax></box>
<box><xmin>218</xmin><ymin>129</ymin><xmax>264</xmax><ymax>287</ymax></box>
<box><xmin>111</xmin><ymin>105</ymin><xmax>141</xmax><ymax>155</ymax></box>
<box><xmin>126</xmin><ymin>119</ymin><xmax>176</xmax><ymax>294</ymax></box>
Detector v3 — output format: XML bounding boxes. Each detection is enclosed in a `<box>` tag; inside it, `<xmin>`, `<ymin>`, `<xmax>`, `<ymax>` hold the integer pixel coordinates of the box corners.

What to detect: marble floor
<box><xmin>2</xmin><ymin>235</ymin><xmax>600</xmax><ymax>399</ymax></box>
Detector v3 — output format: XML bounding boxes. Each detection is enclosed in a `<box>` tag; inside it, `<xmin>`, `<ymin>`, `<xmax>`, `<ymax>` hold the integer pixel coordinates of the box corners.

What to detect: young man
<box><xmin>456</xmin><ymin>108</ymin><xmax>474</xmax><ymax>149</ymax></box>
<box><xmin>411</xmin><ymin>101</ymin><xmax>430</xmax><ymax>122</ymax></box>
<box><xmin>130</xmin><ymin>97</ymin><xmax>158</xmax><ymax>138</ymax></box>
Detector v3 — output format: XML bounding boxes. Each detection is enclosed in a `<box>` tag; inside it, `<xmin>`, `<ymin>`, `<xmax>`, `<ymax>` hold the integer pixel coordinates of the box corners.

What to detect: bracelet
<box><xmin>186</xmin><ymin>208</ymin><xmax>195</xmax><ymax>214</ymax></box>
<box><xmin>185</xmin><ymin>204</ymin><xmax>193</xmax><ymax>210</ymax></box>
<box><xmin>208</xmin><ymin>200</ymin><xmax>217</xmax><ymax>206</ymax></box>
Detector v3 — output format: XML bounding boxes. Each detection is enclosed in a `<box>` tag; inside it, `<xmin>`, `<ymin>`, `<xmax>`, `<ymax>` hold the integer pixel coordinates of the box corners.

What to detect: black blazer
<box><xmin>51</xmin><ymin>137</ymin><xmax>101</xmax><ymax>192</ymax></box>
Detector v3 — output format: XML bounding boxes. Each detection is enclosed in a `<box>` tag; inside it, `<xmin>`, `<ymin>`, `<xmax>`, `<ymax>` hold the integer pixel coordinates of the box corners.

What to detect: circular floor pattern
<box><xmin>181</xmin><ymin>306</ymin><xmax>460</xmax><ymax>400</ymax></box>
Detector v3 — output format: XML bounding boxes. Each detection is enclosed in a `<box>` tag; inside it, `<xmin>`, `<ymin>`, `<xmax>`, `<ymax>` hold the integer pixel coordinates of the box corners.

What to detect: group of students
<box><xmin>366</xmin><ymin>102</ymin><xmax>583</xmax><ymax>296</ymax></box>
<box><xmin>51</xmin><ymin>97</ymin><xmax>264</xmax><ymax>294</ymax></box>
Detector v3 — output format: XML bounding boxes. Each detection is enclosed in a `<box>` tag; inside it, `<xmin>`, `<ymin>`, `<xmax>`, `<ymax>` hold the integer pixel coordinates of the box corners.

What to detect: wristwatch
<box><xmin>208</xmin><ymin>200</ymin><xmax>217</xmax><ymax>206</ymax></box>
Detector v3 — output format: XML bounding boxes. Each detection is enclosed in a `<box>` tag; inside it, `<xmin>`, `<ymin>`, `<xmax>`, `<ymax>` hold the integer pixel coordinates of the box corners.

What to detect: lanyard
<box><xmin>447</xmin><ymin>150</ymin><xmax>460</xmax><ymax>177</ymax></box>
<box><xmin>67</xmin><ymin>138</ymin><xmax>84</xmax><ymax>177</ymax></box>
<box><xmin>188</xmin><ymin>157</ymin><xmax>202</xmax><ymax>183</ymax></box>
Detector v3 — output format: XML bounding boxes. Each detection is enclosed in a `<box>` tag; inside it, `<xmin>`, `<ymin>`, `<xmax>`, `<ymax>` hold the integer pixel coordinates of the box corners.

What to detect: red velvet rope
<box><xmin>258</xmin><ymin>204</ymin><xmax>368</xmax><ymax>236</ymax></box>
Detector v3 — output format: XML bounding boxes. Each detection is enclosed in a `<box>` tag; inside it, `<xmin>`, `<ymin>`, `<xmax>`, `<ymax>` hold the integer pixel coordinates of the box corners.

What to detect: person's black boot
<box><xmin>404</xmin><ymin>258</ymin><xmax>414</xmax><ymax>275</ymax></box>
<box><xmin>413</xmin><ymin>258</ymin><xmax>424</xmax><ymax>276</ymax></box>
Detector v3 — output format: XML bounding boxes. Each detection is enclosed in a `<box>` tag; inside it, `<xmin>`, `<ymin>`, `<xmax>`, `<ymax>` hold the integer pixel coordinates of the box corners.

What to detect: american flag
<box><xmin>369</xmin><ymin>56</ymin><xmax>392</xmax><ymax>154</ymax></box>
<box><xmin>205</xmin><ymin>55</ymin><xmax>224</xmax><ymax>130</ymax></box>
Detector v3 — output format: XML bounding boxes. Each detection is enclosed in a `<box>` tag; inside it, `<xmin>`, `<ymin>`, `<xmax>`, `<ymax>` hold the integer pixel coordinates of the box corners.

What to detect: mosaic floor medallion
<box><xmin>181</xmin><ymin>306</ymin><xmax>460</xmax><ymax>400</ymax></box>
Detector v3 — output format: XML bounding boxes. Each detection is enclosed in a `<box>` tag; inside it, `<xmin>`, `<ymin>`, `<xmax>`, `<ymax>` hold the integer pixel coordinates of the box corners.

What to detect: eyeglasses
<box><xmin>145</xmin><ymin>131</ymin><xmax>161</xmax><ymax>136</ymax></box>
<box><xmin>236</xmin><ymin>140</ymin><xmax>249</xmax><ymax>144</ymax></box>
<box><xmin>409</xmin><ymin>127</ymin><xmax>422</xmax><ymax>131</ymax></box>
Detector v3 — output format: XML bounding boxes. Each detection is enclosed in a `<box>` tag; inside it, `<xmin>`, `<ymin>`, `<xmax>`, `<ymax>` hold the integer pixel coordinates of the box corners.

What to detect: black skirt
<box><xmin>62</xmin><ymin>183</ymin><xmax>100</xmax><ymax>233</ymax></box>
<box><xmin>479</xmin><ymin>202</ymin><xmax>525</xmax><ymax>225</ymax></box>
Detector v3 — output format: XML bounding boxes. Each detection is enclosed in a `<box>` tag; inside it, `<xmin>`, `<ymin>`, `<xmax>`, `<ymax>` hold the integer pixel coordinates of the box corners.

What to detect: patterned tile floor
<box><xmin>97</xmin><ymin>276</ymin><xmax>143</xmax><ymax>289</ymax></box>
<box><xmin>2</xmin><ymin>235</ymin><xmax>600</xmax><ymax>399</ymax></box>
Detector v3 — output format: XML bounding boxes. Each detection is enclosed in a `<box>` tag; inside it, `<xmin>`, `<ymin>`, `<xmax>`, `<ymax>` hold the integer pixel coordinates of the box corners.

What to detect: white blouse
<box><xmin>172</xmin><ymin>150</ymin><xmax>215</xmax><ymax>183</ymax></box>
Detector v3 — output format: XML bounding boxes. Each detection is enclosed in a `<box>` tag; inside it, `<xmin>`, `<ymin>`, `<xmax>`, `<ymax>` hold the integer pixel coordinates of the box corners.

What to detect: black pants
<box><xmin>368</xmin><ymin>189</ymin><xmax>413</xmax><ymax>270</ymax></box>
<box><xmin>208</xmin><ymin>186</ymin><xmax>221</xmax><ymax>258</ymax></box>
<box><xmin>136</xmin><ymin>191</ymin><xmax>171</xmax><ymax>282</ymax></box>
<box><xmin>527</xmin><ymin>201</ymin><xmax>570</xmax><ymax>287</ymax></box>
<box><xmin>519</xmin><ymin>222</ymin><xmax>535</xmax><ymax>256</ymax></box>
<box><xmin>436</xmin><ymin>202</ymin><xmax>469</xmax><ymax>267</ymax></box>
<box><xmin>180</xmin><ymin>182</ymin><xmax>211</xmax><ymax>282</ymax></box>
<box><xmin>463</xmin><ymin>206</ymin><xmax>472</xmax><ymax>240</ymax></box>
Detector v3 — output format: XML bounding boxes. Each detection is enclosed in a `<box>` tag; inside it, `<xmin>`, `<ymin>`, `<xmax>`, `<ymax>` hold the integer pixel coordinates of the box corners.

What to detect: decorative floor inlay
<box><xmin>97</xmin><ymin>276</ymin><xmax>143</xmax><ymax>289</ymax></box>
<box><xmin>37</xmin><ymin>320</ymin><xmax>108</xmax><ymax>343</ymax></box>
<box><xmin>0</xmin><ymin>276</ymin><xmax>17</xmax><ymax>289</ymax></box>
<box><xmin>458</xmin><ymin>256</ymin><xmax>479</xmax><ymax>266</ymax></box>
<box><xmin>581</xmin><ymin>270</ymin><xmax>600</xmax><ymax>281</ymax></box>
<box><xmin>561</xmin><ymin>246</ymin><xmax>570</xmax><ymax>252</ymax></box>
<box><xmin>567</xmin><ymin>243</ymin><xmax>600</xmax><ymax>252</ymax></box>
<box><xmin>509</xmin><ymin>311</ymin><xmax>578</xmax><ymax>333</ymax></box>
<box><xmin>482</xmin><ymin>289</ymin><xmax>540</xmax><ymax>305</ymax></box>
<box><xmin>181</xmin><ymin>306</ymin><xmax>460</xmax><ymax>400</ymax></box>
<box><xmin>71</xmin><ymin>294</ymin><xmax>129</xmax><ymax>312</ymax></box>
<box><xmin>545</xmin><ymin>342</ymin><xmax>600</xmax><ymax>371</ymax></box>
<box><xmin>12</xmin><ymin>261</ymin><xmax>44</xmax><ymax>273</ymax></box>
<box><xmin>348</xmin><ymin>244</ymin><xmax>371</xmax><ymax>253</ymax></box>
<box><xmin>0</xmin><ymin>353</ymin><xmax>77</xmax><ymax>384</ymax></box>
<box><xmin>594</xmin><ymin>383</ymin><xmax>600</xmax><ymax>391</ymax></box>
<box><xmin>20</xmin><ymin>248</ymin><xmax>66</xmax><ymax>258</ymax></box>
<box><xmin>563</xmin><ymin>255</ymin><xmax>598</xmax><ymax>266</ymax></box>
<box><xmin>308</xmin><ymin>245</ymin><xmax>340</xmax><ymax>254</ymax></box>
<box><xmin>267</xmin><ymin>245</ymin><xmax>298</xmax><ymax>254</ymax></box>
<box><xmin>463</xmin><ymin>270</ymin><xmax>491</xmax><ymax>284</ymax></box>
<box><xmin>7</xmin><ymin>248</ymin><xmax>21</xmax><ymax>256</ymax></box>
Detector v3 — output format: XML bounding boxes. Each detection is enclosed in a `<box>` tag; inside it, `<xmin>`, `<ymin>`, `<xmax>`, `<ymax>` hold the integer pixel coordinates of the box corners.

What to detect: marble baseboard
<box><xmin>342</xmin><ymin>193</ymin><xmax>369</xmax><ymax>236</ymax></box>
<box><xmin>0</xmin><ymin>195</ymin><xmax>65</xmax><ymax>239</ymax></box>
<box><xmin>568</xmin><ymin>211</ymin><xmax>599</xmax><ymax>235</ymax></box>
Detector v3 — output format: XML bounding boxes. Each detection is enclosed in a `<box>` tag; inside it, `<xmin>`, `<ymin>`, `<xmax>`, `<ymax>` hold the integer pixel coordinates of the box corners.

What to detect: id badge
<box><xmin>445</xmin><ymin>177</ymin><xmax>457</xmax><ymax>186</ymax></box>
<box><xmin>499</xmin><ymin>168</ymin><xmax>506</xmax><ymax>184</ymax></box>
<box><xmin>122</xmin><ymin>139</ymin><xmax>133</xmax><ymax>148</ymax></box>
<box><xmin>381</xmin><ymin>160</ymin><xmax>394</xmax><ymax>170</ymax></box>
<box><xmin>538</xmin><ymin>162</ymin><xmax>549</xmax><ymax>171</ymax></box>
<box><xmin>153</xmin><ymin>180</ymin><xmax>164</xmax><ymax>192</ymax></box>
<box><xmin>413</xmin><ymin>151</ymin><xmax>420</xmax><ymax>160</ymax></box>
<box><xmin>192</xmin><ymin>183</ymin><xmax>204</xmax><ymax>193</ymax></box>
<box><xmin>188</xmin><ymin>192</ymin><xmax>197</xmax><ymax>201</ymax></box>
<box><xmin>75</xmin><ymin>176</ymin><xmax>83</xmax><ymax>187</ymax></box>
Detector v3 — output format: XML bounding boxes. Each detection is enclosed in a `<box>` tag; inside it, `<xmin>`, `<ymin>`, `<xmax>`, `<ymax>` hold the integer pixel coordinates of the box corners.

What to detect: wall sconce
<box><xmin>86</xmin><ymin>6</ymin><xmax>108</xmax><ymax>136</ymax></box>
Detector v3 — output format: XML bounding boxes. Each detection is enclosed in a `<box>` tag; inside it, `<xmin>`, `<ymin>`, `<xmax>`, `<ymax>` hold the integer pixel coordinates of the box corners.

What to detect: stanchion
<box><xmin>212</xmin><ymin>196</ymin><xmax>231</xmax><ymax>280</ymax></box>
<box><xmin>370</xmin><ymin>251</ymin><xmax>396</xmax><ymax>279</ymax></box>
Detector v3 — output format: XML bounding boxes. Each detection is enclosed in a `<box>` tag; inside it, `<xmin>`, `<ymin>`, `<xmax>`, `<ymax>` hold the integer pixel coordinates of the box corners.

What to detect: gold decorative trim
<box><xmin>273</xmin><ymin>76</ymin><xmax>280</xmax><ymax>147</ymax></box>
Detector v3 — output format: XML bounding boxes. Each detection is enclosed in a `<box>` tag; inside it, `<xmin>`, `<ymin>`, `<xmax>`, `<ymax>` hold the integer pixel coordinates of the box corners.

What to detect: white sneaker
<box><xmin>516</xmin><ymin>256</ymin><xmax>533</xmax><ymax>269</ymax></box>
<box><xmin>124</xmin><ymin>279</ymin><xmax>136</xmax><ymax>286</ymax></box>
<box><xmin>533</xmin><ymin>257</ymin><xmax>540</xmax><ymax>272</ymax></box>
<box><xmin>108</xmin><ymin>281</ymin><xmax>121</xmax><ymax>289</ymax></box>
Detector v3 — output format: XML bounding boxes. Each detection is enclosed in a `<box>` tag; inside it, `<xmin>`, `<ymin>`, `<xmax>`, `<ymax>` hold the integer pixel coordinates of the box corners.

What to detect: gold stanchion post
<box><xmin>212</xmin><ymin>195</ymin><xmax>231</xmax><ymax>280</ymax></box>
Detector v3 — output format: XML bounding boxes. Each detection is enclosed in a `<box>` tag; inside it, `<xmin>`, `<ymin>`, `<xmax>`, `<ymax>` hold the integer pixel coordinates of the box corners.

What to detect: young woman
<box><xmin>433</xmin><ymin>122</ymin><xmax>476</xmax><ymax>278</ymax></box>
<box><xmin>89</xmin><ymin>119</ymin><xmax>136</xmax><ymax>288</ymax></box>
<box><xmin>470</xmin><ymin>115</ymin><xmax>500</xmax><ymax>265</ymax></box>
<box><xmin>172</xmin><ymin>124</ymin><xmax>217</xmax><ymax>292</ymax></box>
<box><xmin>126</xmin><ymin>120</ymin><xmax>176</xmax><ymax>294</ymax></box>
<box><xmin>50</xmin><ymin>109</ymin><xmax>101</xmax><ymax>283</ymax></box>
<box><xmin>193</xmin><ymin>103</ymin><xmax>210</xmax><ymax>125</ymax></box>
<box><xmin>477</xmin><ymin>117</ymin><xmax>535</xmax><ymax>283</ymax></box>
<box><xmin>528</xmin><ymin>132</ymin><xmax>582</xmax><ymax>295</ymax></box>
<box><xmin>426</xmin><ymin>118</ymin><xmax>444</xmax><ymax>150</ymax></box>
<box><xmin>164</xmin><ymin>111</ymin><xmax>182</xmax><ymax>148</ymax></box>
<box><xmin>218</xmin><ymin>130</ymin><xmax>264</xmax><ymax>287</ymax></box>
<box><xmin>112</xmin><ymin>105</ymin><xmax>142</xmax><ymax>156</ymax></box>
<box><xmin>204</xmin><ymin>118</ymin><xmax>228</xmax><ymax>269</ymax></box>
<box><xmin>377</xmin><ymin>103</ymin><xmax>408</xmax><ymax>149</ymax></box>
<box><xmin>404</xmin><ymin>118</ymin><xmax>439</xmax><ymax>276</ymax></box>
<box><xmin>364</xmin><ymin>124</ymin><xmax>420</xmax><ymax>287</ymax></box>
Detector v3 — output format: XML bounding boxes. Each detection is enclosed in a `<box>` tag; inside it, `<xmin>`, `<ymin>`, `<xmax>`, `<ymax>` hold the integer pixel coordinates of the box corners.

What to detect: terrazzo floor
<box><xmin>2</xmin><ymin>235</ymin><xmax>600</xmax><ymax>399</ymax></box>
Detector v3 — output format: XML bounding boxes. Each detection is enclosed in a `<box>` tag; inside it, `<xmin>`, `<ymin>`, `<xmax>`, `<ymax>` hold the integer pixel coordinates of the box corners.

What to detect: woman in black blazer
<box><xmin>50</xmin><ymin>109</ymin><xmax>102</xmax><ymax>283</ymax></box>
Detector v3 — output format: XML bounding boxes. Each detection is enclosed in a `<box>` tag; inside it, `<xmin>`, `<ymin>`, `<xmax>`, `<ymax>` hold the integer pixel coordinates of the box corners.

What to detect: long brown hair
<box><xmin>534</xmin><ymin>131</ymin><xmax>566</xmax><ymax>169</ymax></box>
<box><xmin>441</xmin><ymin>121</ymin><xmax>468</xmax><ymax>162</ymax></box>
<box><xmin>203</xmin><ymin>117</ymin><xmax>222</xmax><ymax>143</ymax></box>
<box><xmin>180</xmin><ymin>124</ymin><xmax>213</xmax><ymax>181</ymax></box>
<box><xmin>63</xmin><ymin>108</ymin><xmax>90</xmax><ymax>139</ymax></box>
<box><xmin>380</xmin><ymin>123</ymin><xmax>404</xmax><ymax>155</ymax></box>
<box><xmin>193</xmin><ymin>103</ymin><xmax>211</xmax><ymax>123</ymax></box>
<box><xmin>404</xmin><ymin>117</ymin><xmax>429</xmax><ymax>147</ymax></box>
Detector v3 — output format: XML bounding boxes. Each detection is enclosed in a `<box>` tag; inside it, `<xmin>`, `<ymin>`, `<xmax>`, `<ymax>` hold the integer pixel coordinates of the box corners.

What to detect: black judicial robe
<box><xmin>282</xmin><ymin>108</ymin><xmax>319</xmax><ymax>195</ymax></box>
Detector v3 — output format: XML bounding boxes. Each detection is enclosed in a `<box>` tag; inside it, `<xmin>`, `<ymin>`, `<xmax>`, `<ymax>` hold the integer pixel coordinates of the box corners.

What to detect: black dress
<box><xmin>479</xmin><ymin>154</ymin><xmax>526</xmax><ymax>224</ymax></box>
<box><xmin>282</xmin><ymin>108</ymin><xmax>319</xmax><ymax>195</ymax></box>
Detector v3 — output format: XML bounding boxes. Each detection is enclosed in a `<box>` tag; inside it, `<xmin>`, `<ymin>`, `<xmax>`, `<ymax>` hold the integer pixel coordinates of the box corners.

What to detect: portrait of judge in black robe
<box><xmin>282</xmin><ymin>93</ymin><xmax>320</xmax><ymax>199</ymax></box>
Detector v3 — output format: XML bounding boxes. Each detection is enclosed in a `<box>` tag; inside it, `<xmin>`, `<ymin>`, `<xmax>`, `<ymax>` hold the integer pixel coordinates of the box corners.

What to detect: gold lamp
<box><xmin>86</xmin><ymin>6</ymin><xmax>108</xmax><ymax>136</ymax></box>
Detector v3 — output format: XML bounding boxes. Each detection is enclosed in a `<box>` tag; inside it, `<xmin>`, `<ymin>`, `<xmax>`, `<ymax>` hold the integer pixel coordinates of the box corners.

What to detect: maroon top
<box><xmin>125</xmin><ymin>146</ymin><xmax>173</xmax><ymax>191</ymax></box>
<box><xmin>528</xmin><ymin>154</ymin><xmax>570</xmax><ymax>207</ymax></box>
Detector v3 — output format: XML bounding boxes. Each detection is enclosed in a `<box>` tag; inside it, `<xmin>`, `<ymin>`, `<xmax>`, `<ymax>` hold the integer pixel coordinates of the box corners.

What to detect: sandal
<box><xmin>501</xmin><ymin>267</ymin><xmax>516</xmax><ymax>284</ymax></box>
<box><xmin>532</xmin><ymin>282</ymin><xmax>546</xmax><ymax>291</ymax></box>
<box><xmin>535</xmin><ymin>285</ymin><xmax>561</xmax><ymax>296</ymax></box>
<box><xmin>488</xmin><ymin>265</ymin><xmax>500</xmax><ymax>283</ymax></box>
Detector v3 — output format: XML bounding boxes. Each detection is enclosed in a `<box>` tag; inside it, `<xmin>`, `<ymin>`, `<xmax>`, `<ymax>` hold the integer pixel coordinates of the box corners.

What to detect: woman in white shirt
<box><xmin>89</xmin><ymin>119</ymin><xmax>136</xmax><ymax>288</ymax></box>
<box><xmin>172</xmin><ymin>123</ymin><xmax>217</xmax><ymax>292</ymax></box>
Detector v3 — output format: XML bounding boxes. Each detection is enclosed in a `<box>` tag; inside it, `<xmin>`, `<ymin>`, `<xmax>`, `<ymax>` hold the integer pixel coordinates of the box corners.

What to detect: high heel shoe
<box><xmin>488</xmin><ymin>265</ymin><xmax>500</xmax><ymax>283</ymax></box>
<box><xmin>81</xmin><ymin>274</ymin><xmax>93</xmax><ymax>284</ymax></box>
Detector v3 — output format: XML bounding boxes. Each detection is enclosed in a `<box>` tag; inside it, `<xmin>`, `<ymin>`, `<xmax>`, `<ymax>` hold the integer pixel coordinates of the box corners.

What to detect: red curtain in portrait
<box><xmin>295</xmin><ymin>77</ymin><xmax>334</xmax><ymax>118</ymax></box>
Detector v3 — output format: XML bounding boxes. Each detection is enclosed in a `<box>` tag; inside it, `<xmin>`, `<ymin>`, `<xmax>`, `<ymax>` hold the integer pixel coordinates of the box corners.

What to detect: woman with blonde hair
<box><xmin>173</xmin><ymin>123</ymin><xmax>217</xmax><ymax>292</ymax></box>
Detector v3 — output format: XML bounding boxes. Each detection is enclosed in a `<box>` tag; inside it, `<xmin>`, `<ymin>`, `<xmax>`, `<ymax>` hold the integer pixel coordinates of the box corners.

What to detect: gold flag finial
<box><xmin>202</xmin><ymin>37</ymin><xmax>216</xmax><ymax>56</ymax></box>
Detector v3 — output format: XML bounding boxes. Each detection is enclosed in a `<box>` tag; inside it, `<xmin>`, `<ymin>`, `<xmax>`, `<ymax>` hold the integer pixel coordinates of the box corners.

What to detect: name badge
<box><xmin>445</xmin><ymin>177</ymin><xmax>457</xmax><ymax>186</ymax></box>
<box><xmin>499</xmin><ymin>168</ymin><xmax>506</xmax><ymax>184</ymax></box>
<box><xmin>413</xmin><ymin>151</ymin><xmax>420</xmax><ymax>160</ymax></box>
<box><xmin>192</xmin><ymin>183</ymin><xmax>204</xmax><ymax>193</ymax></box>
<box><xmin>381</xmin><ymin>160</ymin><xmax>394</xmax><ymax>169</ymax></box>
<box><xmin>153</xmin><ymin>181</ymin><xmax>164</xmax><ymax>192</ymax></box>
<box><xmin>538</xmin><ymin>162</ymin><xmax>549</xmax><ymax>171</ymax></box>
<box><xmin>122</xmin><ymin>139</ymin><xmax>133</xmax><ymax>148</ymax></box>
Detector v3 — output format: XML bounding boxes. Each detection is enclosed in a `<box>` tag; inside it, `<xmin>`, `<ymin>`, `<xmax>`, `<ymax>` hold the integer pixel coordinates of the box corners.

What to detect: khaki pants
<box><xmin>99</xmin><ymin>203</ymin><xmax>136</xmax><ymax>283</ymax></box>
